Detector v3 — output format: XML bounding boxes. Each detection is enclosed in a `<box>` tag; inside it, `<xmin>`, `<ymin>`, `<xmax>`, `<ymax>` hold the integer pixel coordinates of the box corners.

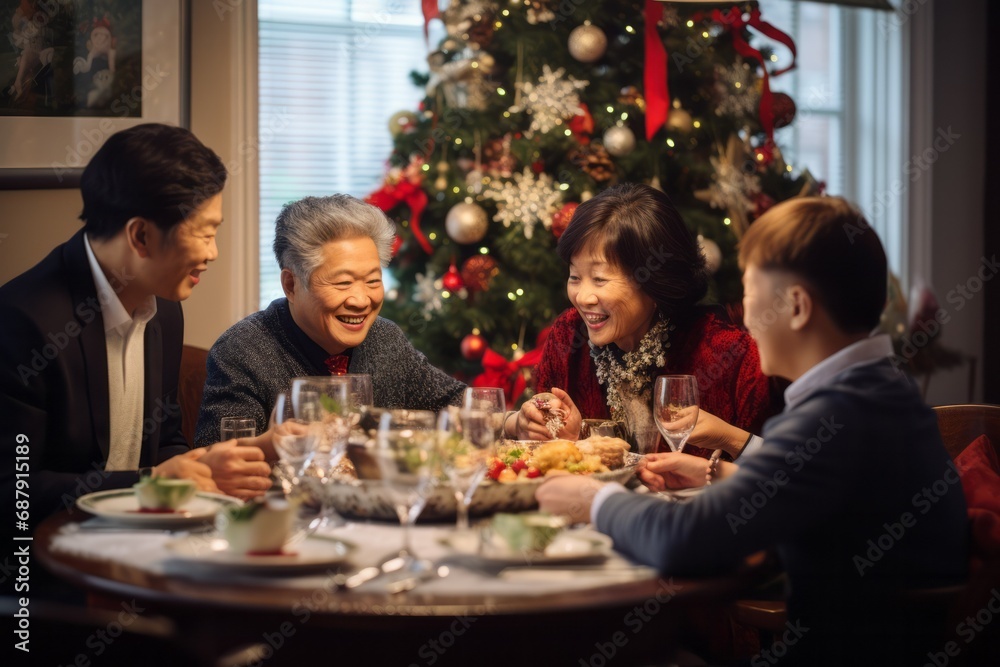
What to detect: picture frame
<box><xmin>0</xmin><ymin>0</ymin><xmax>189</xmax><ymax>189</ymax></box>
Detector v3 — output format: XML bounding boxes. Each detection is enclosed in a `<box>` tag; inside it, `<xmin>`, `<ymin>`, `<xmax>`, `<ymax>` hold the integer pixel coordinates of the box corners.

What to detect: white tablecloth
<box><xmin>50</xmin><ymin>520</ymin><xmax>656</xmax><ymax>597</ymax></box>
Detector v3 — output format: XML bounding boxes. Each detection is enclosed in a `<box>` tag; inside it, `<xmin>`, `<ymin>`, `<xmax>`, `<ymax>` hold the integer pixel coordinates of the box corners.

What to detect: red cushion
<box><xmin>955</xmin><ymin>435</ymin><xmax>1000</xmax><ymax>571</ymax></box>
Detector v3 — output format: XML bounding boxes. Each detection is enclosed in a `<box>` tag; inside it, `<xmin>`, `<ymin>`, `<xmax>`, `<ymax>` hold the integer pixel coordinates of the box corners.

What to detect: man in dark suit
<box><xmin>1</xmin><ymin>123</ymin><xmax>272</xmax><ymax>530</ymax></box>
<box><xmin>537</xmin><ymin>197</ymin><xmax>968</xmax><ymax>665</ymax></box>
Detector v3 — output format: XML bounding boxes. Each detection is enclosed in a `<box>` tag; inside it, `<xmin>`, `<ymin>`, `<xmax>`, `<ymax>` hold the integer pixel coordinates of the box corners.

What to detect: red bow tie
<box><xmin>324</xmin><ymin>355</ymin><xmax>350</xmax><ymax>376</ymax></box>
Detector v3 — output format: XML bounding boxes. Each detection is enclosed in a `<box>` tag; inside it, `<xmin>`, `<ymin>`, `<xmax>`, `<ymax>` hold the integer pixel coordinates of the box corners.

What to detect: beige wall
<box><xmin>0</xmin><ymin>189</ymin><xmax>82</xmax><ymax>277</ymax></box>
<box><xmin>0</xmin><ymin>0</ymin><xmax>252</xmax><ymax>350</ymax></box>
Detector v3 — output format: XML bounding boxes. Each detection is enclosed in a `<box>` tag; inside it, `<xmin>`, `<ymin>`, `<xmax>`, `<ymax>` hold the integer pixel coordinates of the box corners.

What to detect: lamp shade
<box><xmin>657</xmin><ymin>1</ymin><xmax>894</xmax><ymax>10</ymax></box>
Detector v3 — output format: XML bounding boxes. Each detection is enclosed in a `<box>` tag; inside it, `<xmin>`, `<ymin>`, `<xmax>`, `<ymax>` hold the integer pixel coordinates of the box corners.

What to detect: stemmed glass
<box><xmin>653</xmin><ymin>375</ymin><xmax>700</xmax><ymax>453</ymax></box>
<box><xmin>375</xmin><ymin>409</ymin><xmax>437</xmax><ymax>576</ymax></box>
<box><xmin>437</xmin><ymin>407</ymin><xmax>495</xmax><ymax>532</ymax></box>
<box><xmin>269</xmin><ymin>391</ymin><xmax>328</xmax><ymax>542</ymax></box>
<box><xmin>289</xmin><ymin>377</ymin><xmax>352</xmax><ymax>531</ymax></box>
<box><xmin>463</xmin><ymin>387</ymin><xmax>507</xmax><ymax>439</ymax></box>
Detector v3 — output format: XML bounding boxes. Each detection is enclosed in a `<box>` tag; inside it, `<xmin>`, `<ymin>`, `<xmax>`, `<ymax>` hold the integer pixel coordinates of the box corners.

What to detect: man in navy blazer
<box><xmin>538</xmin><ymin>197</ymin><xmax>968</xmax><ymax>665</ymax></box>
<box><xmin>0</xmin><ymin>124</ymin><xmax>271</xmax><ymax>531</ymax></box>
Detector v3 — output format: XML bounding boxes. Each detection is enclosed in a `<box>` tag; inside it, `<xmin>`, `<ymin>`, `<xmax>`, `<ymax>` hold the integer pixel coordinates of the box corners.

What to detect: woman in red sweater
<box><xmin>506</xmin><ymin>183</ymin><xmax>776</xmax><ymax>456</ymax></box>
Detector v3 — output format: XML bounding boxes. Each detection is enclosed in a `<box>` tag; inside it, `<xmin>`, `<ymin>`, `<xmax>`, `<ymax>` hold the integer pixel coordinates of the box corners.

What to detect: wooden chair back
<box><xmin>933</xmin><ymin>403</ymin><xmax>1000</xmax><ymax>460</ymax></box>
<box><xmin>178</xmin><ymin>345</ymin><xmax>209</xmax><ymax>445</ymax></box>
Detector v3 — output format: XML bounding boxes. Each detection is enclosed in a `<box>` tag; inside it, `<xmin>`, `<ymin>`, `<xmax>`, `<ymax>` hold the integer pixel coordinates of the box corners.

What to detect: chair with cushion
<box><xmin>178</xmin><ymin>344</ymin><xmax>209</xmax><ymax>445</ymax></box>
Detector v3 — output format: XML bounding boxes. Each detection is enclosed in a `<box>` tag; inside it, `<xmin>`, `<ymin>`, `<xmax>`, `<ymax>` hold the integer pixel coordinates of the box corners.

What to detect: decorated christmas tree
<box><xmin>369</xmin><ymin>0</ymin><xmax>817</xmax><ymax>401</ymax></box>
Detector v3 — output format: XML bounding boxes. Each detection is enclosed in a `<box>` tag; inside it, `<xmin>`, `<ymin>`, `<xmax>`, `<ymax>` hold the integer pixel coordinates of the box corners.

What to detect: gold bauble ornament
<box><xmin>568</xmin><ymin>24</ymin><xmax>607</xmax><ymax>63</ymax></box>
<box><xmin>388</xmin><ymin>110</ymin><xmax>419</xmax><ymax>137</ymax></box>
<box><xmin>667</xmin><ymin>108</ymin><xmax>694</xmax><ymax>133</ymax></box>
<box><xmin>445</xmin><ymin>202</ymin><xmax>489</xmax><ymax>244</ymax></box>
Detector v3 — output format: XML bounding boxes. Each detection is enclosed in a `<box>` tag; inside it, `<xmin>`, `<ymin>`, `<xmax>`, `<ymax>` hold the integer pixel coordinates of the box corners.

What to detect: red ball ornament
<box><xmin>461</xmin><ymin>334</ymin><xmax>487</xmax><ymax>361</ymax></box>
<box><xmin>552</xmin><ymin>202</ymin><xmax>579</xmax><ymax>239</ymax></box>
<box><xmin>568</xmin><ymin>103</ymin><xmax>594</xmax><ymax>144</ymax></box>
<box><xmin>771</xmin><ymin>92</ymin><xmax>797</xmax><ymax>129</ymax></box>
<box><xmin>442</xmin><ymin>261</ymin><xmax>464</xmax><ymax>291</ymax></box>
<box><xmin>461</xmin><ymin>255</ymin><xmax>499</xmax><ymax>292</ymax></box>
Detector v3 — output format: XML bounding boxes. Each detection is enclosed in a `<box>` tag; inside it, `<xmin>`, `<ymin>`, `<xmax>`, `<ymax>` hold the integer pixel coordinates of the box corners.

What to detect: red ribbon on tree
<box><xmin>366</xmin><ymin>174</ymin><xmax>433</xmax><ymax>255</ymax></box>
<box><xmin>421</xmin><ymin>0</ymin><xmax>440</xmax><ymax>42</ymax></box>
<box><xmin>473</xmin><ymin>348</ymin><xmax>544</xmax><ymax>407</ymax></box>
<box><xmin>698</xmin><ymin>6</ymin><xmax>797</xmax><ymax>141</ymax></box>
<box><xmin>643</xmin><ymin>0</ymin><xmax>669</xmax><ymax>141</ymax></box>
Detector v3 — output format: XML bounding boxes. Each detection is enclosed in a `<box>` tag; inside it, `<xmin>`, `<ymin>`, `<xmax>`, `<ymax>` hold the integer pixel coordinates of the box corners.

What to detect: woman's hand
<box><xmin>515</xmin><ymin>387</ymin><xmax>582</xmax><ymax>440</ymax></box>
<box><xmin>637</xmin><ymin>451</ymin><xmax>710</xmax><ymax>492</ymax></box>
<box><xmin>688</xmin><ymin>408</ymin><xmax>751</xmax><ymax>458</ymax></box>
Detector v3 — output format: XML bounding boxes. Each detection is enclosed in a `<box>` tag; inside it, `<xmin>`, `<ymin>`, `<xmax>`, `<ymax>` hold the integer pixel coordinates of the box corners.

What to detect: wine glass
<box><xmin>463</xmin><ymin>387</ymin><xmax>506</xmax><ymax>439</ymax></box>
<box><xmin>269</xmin><ymin>391</ymin><xmax>327</xmax><ymax>542</ymax></box>
<box><xmin>375</xmin><ymin>409</ymin><xmax>437</xmax><ymax>576</ymax></box>
<box><xmin>339</xmin><ymin>374</ymin><xmax>373</xmax><ymax>410</ymax></box>
<box><xmin>437</xmin><ymin>407</ymin><xmax>494</xmax><ymax>532</ymax></box>
<box><xmin>289</xmin><ymin>378</ymin><xmax>352</xmax><ymax>531</ymax></box>
<box><xmin>653</xmin><ymin>375</ymin><xmax>700</xmax><ymax>453</ymax></box>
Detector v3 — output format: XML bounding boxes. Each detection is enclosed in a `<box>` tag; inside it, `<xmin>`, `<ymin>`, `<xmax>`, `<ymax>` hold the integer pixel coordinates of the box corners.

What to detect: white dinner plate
<box><xmin>165</xmin><ymin>534</ymin><xmax>353</xmax><ymax>573</ymax></box>
<box><xmin>440</xmin><ymin>529</ymin><xmax>613</xmax><ymax>566</ymax></box>
<box><xmin>76</xmin><ymin>489</ymin><xmax>240</xmax><ymax>526</ymax></box>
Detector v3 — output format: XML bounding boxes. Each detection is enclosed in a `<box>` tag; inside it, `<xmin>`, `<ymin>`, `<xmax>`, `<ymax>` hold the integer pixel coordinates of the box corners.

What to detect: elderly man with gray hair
<box><xmin>194</xmin><ymin>194</ymin><xmax>465</xmax><ymax>450</ymax></box>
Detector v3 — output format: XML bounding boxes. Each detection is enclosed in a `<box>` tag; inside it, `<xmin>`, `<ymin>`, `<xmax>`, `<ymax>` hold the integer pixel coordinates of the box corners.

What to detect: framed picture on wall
<box><xmin>0</xmin><ymin>0</ymin><xmax>189</xmax><ymax>189</ymax></box>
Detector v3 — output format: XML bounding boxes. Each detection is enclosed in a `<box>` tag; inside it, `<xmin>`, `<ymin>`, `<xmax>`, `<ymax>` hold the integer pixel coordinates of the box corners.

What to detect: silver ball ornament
<box><xmin>568</xmin><ymin>24</ymin><xmax>607</xmax><ymax>63</ymax></box>
<box><xmin>603</xmin><ymin>125</ymin><xmax>636</xmax><ymax>157</ymax></box>
<box><xmin>445</xmin><ymin>202</ymin><xmax>489</xmax><ymax>244</ymax></box>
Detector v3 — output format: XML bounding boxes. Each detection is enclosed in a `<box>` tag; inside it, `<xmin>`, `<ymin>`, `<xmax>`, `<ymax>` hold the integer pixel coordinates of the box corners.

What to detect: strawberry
<box><xmin>511</xmin><ymin>459</ymin><xmax>528</xmax><ymax>473</ymax></box>
<box><xmin>526</xmin><ymin>466</ymin><xmax>541</xmax><ymax>479</ymax></box>
<box><xmin>487</xmin><ymin>459</ymin><xmax>507</xmax><ymax>481</ymax></box>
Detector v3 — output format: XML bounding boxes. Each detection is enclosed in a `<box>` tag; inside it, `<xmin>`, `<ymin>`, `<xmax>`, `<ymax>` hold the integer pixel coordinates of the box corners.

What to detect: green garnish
<box><xmin>319</xmin><ymin>395</ymin><xmax>343</xmax><ymax>415</ymax></box>
<box><xmin>222</xmin><ymin>500</ymin><xmax>266</xmax><ymax>522</ymax></box>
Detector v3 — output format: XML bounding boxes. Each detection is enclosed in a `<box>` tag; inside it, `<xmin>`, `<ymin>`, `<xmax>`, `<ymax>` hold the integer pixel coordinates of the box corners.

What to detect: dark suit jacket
<box><xmin>0</xmin><ymin>230</ymin><xmax>189</xmax><ymax>528</ymax></box>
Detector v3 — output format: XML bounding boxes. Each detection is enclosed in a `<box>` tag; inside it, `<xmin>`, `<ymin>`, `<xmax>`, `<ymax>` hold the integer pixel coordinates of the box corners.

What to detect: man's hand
<box><xmin>199</xmin><ymin>440</ymin><xmax>272</xmax><ymax>500</ymax></box>
<box><xmin>516</xmin><ymin>387</ymin><xmax>583</xmax><ymax>440</ymax></box>
<box><xmin>637</xmin><ymin>452</ymin><xmax>709</xmax><ymax>492</ymax></box>
<box><xmin>152</xmin><ymin>449</ymin><xmax>219</xmax><ymax>493</ymax></box>
<box><xmin>535</xmin><ymin>475</ymin><xmax>605</xmax><ymax>524</ymax></box>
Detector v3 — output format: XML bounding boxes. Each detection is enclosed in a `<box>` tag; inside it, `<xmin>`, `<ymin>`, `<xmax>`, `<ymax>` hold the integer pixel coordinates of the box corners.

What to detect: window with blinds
<box><xmin>257</xmin><ymin>0</ymin><xmax>433</xmax><ymax>308</ymax></box>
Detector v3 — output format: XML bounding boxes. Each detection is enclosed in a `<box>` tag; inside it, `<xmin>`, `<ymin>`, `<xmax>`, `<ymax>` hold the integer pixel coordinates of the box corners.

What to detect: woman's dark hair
<box><xmin>557</xmin><ymin>182</ymin><xmax>708</xmax><ymax>321</ymax></box>
<box><xmin>79</xmin><ymin>123</ymin><xmax>227</xmax><ymax>239</ymax></box>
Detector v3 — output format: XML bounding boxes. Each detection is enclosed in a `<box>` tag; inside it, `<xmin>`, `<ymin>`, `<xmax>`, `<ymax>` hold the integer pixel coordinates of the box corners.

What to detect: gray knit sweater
<box><xmin>194</xmin><ymin>299</ymin><xmax>465</xmax><ymax>445</ymax></box>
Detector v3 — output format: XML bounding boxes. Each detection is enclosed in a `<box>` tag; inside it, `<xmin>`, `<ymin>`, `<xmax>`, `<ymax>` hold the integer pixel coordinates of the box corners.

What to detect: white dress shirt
<box><xmin>83</xmin><ymin>235</ymin><xmax>157</xmax><ymax>470</ymax></box>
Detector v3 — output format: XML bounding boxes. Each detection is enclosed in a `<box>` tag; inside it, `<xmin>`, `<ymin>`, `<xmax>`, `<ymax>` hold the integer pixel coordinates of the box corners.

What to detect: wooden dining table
<box><xmin>34</xmin><ymin>508</ymin><xmax>765</xmax><ymax>666</ymax></box>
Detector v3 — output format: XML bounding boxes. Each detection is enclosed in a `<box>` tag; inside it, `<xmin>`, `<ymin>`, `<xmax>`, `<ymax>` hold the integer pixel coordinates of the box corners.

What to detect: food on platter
<box><xmin>486</xmin><ymin>436</ymin><xmax>631</xmax><ymax>483</ymax></box>
<box><xmin>576</xmin><ymin>435</ymin><xmax>630</xmax><ymax>469</ymax></box>
<box><xmin>132</xmin><ymin>476</ymin><xmax>196</xmax><ymax>512</ymax></box>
